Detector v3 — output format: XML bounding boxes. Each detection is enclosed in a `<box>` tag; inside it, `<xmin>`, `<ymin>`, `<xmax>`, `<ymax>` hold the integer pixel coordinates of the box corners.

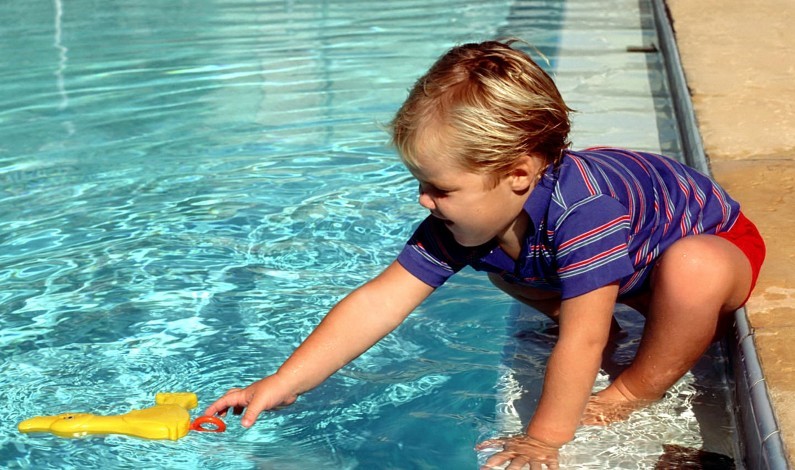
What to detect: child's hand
<box><xmin>580</xmin><ymin>394</ymin><xmax>638</xmax><ymax>426</ymax></box>
<box><xmin>476</xmin><ymin>434</ymin><xmax>560</xmax><ymax>469</ymax></box>
<box><xmin>203</xmin><ymin>374</ymin><xmax>298</xmax><ymax>428</ymax></box>
<box><xmin>580</xmin><ymin>386</ymin><xmax>654</xmax><ymax>426</ymax></box>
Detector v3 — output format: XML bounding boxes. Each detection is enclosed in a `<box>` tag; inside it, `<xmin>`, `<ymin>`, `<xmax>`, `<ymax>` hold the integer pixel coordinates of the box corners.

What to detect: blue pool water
<box><xmin>1</xmin><ymin>0</ymin><xmax>738</xmax><ymax>468</ymax></box>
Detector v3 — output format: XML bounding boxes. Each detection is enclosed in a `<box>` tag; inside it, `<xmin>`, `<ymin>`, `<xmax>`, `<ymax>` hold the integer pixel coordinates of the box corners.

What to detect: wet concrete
<box><xmin>667</xmin><ymin>0</ymin><xmax>795</xmax><ymax>464</ymax></box>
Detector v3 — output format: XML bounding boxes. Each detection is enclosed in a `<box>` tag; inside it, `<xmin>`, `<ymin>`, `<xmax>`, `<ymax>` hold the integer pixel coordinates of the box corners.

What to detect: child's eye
<box><xmin>418</xmin><ymin>182</ymin><xmax>450</xmax><ymax>196</ymax></box>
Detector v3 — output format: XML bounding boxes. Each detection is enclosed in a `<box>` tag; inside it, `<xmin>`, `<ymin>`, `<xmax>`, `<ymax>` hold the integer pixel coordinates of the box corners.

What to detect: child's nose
<box><xmin>418</xmin><ymin>191</ymin><xmax>436</xmax><ymax>211</ymax></box>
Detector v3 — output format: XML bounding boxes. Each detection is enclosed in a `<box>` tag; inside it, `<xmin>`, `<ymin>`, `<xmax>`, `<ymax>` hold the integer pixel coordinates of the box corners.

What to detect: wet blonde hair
<box><xmin>390</xmin><ymin>40</ymin><xmax>572</xmax><ymax>182</ymax></box>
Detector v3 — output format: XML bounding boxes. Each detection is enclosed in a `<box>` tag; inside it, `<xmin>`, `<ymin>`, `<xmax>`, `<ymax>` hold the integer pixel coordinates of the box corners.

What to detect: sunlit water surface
<box><xmin>1</xmin><ymin>0</ymin><xmax>737</xmax><ymax>468</ymax></box>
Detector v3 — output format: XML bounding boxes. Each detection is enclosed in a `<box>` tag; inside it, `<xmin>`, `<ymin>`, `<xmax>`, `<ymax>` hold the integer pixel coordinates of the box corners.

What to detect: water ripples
<box><xmin>0</xmin><ymin>0</ymin><xmax>731</xmax><ymax>468</ymax></box>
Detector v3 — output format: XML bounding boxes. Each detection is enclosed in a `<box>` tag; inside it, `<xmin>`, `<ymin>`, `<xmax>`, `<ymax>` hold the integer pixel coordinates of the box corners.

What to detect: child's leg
<box><xmin>488</xmin><ymin>273</ymin><xmax>562</xmax><ymax>318</ymax></box>
<box><xmin>488</xmin><ymin>273</ymin><xmax>624</xmax><ymax>338</ymax></box>
<box><xmin>598</xmin><ymin>234</ymin><xmax>754</xmax><ymax>403</ymax></box>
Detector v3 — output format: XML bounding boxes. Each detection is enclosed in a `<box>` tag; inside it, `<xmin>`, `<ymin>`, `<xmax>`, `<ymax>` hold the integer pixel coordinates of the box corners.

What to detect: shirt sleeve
<box><xmin>396</xmin><ymin>216</ymin><xmax>469</xmax><ymax>288</ymax></box>
<box><xmin>552</xmin><ymin>195</ymin><xmax>636</xmax><ymax>299</ymax></box>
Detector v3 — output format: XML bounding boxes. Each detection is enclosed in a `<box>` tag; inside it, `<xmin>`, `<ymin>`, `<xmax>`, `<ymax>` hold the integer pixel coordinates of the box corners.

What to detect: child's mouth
<box><xmin>434</xmin><ymin>214</ymin><xmax>453</xmax><ymax>226</ymax></box>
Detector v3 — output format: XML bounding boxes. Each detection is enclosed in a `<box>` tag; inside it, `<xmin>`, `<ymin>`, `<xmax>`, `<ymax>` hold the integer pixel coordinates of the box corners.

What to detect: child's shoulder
<box><xmin>549</xmin><ymin>147</ymin><xmax>680</xmax><ymax>208</ymax></box>
<box><xmin>561</xmin><ymin>147</ymin><xmax>687</xmax><ymax>178</ymax></box>
<box><xmin>566</xmin><ymin>147</ymin><xmax>675</xmax><ymax>163</ymax></box>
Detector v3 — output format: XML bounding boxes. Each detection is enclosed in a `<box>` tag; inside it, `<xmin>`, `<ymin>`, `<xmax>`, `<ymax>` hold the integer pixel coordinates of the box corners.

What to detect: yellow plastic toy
<box><xmin>17</xmin><ymin>392</ymin><xmax>225</xmax><ymax>441</ymax></box>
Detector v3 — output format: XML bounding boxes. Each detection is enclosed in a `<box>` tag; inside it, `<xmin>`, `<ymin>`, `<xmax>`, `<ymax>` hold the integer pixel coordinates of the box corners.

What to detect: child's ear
<box><xmin>508</xmin><ymin>155</ymin><xmax>540</xmax><ymax>192</ymax></box>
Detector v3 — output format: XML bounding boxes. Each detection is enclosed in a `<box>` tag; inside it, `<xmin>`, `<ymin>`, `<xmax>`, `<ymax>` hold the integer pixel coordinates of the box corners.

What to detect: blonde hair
<box><xmin>390</xmin><ymin>40</ymin><xmax>572</xmax><ymax>181</ymax></box>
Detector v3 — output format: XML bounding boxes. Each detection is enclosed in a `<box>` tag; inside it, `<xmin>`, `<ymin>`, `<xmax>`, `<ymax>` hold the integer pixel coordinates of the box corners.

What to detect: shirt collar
<box><xmin>522</xmin><ymin>162</ymin><xmax>557</xmax><ymax>235</ymax></box>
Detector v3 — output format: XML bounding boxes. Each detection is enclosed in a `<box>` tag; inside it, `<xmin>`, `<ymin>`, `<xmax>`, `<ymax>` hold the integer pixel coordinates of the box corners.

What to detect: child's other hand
<box><xmin>203</xmin><ymin>374</ymin><xmax>298</xmax><ymax>428</ymax></box>
<box><xmin>580</xmin><ymin>388</ymin><xmax>654</xmax><ymax>426</ymax></box>
<box><xmin>580</xmin><ymin>394</ymin><xmax>637</xmax><ymax>426</ymax></box>
<box><xmin>476</xmin><ymin>434</ymin><xmax>560</xmax><ymax>469</ymax></box>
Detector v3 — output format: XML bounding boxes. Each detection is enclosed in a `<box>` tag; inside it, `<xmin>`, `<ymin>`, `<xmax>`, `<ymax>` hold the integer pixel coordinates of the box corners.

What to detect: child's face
<box><xmin>407</xmin><ymin>144</ymin><xmax>531</xmax><ymax>248</ymax></box>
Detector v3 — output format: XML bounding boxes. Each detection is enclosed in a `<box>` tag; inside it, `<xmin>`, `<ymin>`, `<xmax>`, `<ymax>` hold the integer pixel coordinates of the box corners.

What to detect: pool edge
<box><xmin>650</xmin><ymin>1</ymin><xmax>791</xmax><ymax>468</ymax></box>
<box><xmin>732</xmin><ymin>308</ymin><xmax>791</xmax><ymax>470</ymax></box>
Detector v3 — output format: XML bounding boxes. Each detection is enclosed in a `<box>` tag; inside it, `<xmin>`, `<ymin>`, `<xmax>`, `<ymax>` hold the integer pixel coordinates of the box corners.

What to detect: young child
<box><xmin>204</xmin><ymin>40</ymin><xmax>765</xmax><ymax>468</ymax></box>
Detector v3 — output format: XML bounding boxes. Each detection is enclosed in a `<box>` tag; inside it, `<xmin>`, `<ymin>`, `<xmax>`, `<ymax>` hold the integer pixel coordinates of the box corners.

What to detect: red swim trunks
<box><xmin>716</xmin><ymin>212</ymin><xmax>766</xmax><ymax>306</ymax></box>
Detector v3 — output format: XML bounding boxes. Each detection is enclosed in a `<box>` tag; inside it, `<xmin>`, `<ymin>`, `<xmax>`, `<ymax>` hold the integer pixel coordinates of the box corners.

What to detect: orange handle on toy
<box><xmin>190</xmin><ymin>416</ymin><xmax>226</xmax><ymax>433</ymax></box>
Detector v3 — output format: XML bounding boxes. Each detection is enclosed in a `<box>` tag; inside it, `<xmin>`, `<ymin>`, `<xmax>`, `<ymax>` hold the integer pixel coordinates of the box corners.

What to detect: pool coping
<box><xmin>650</xmin><ymin>1</ymin><xmax>791</xmax><ymax>468</ymax></box>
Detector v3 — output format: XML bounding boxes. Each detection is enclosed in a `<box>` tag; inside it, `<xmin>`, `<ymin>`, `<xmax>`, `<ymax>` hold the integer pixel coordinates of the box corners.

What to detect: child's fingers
<box><xmin>240</xmin><ymin>411</ymin><xmax>258</xmax><ymax>428</ymax></box>
<box><xmin>240</xmin><ymin>405</ymin><xmax>263</xmax><ymax>428</ymax></box>
<box><xmin>475</xmin><ymin>438</ymin><xmax>505</xmax><ymax>451</ymax></box>
<box><xmin>240</xmin><ymin>392</ymin><xmax>275</xmax><ymax>428</ymax></box>
<box><xmin>205</xmin><ymin>378</ymin><xmax>296</xmax><ymax>427</ymax></box>
<box><xmin>481</xmin><ymin>450</ymin><xmax>512</xmax><ymax>469</ymax></box>
<box><xmin>203</xmin><ymin>401</ymin><xmax>229</xmax><ymax>417</ymax></box>
<box><xmin>203</xmin><ymin>388</ymin><xmax>246</xmax><ymax>417</ymax></box>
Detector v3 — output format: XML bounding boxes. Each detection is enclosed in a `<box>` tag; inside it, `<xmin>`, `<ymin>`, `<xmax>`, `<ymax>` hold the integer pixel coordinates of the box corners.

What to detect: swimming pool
<box><xmin>1</xmin><ymin>0</ymin><xmax>738</xmax><ymax>468</ymax></box>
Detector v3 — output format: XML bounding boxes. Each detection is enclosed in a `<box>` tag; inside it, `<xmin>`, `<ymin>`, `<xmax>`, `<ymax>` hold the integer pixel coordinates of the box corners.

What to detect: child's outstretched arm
<box><xmin>204</xmin><ymin>260</ymin><xmax>435</xmax><ymax>427</ymax></box>
<box><xmin>479</xmin><ymin>282</ymin><xmax>618</xmax><ymax>468</ymax></box>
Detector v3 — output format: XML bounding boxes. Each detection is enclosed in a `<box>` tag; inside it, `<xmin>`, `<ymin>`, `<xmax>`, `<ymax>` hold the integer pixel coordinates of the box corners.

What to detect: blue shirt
<box><xmin>397</xmin><ymin>148</ymin><xmax>741</xmax><ymax>299</ymax></box>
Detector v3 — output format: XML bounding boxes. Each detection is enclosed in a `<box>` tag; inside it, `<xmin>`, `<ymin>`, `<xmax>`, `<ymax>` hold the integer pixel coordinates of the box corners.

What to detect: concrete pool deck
<box><xmin>666</xmin><ymin>0</ymin><xmax>795</xmax><ymax>465</ymax></box>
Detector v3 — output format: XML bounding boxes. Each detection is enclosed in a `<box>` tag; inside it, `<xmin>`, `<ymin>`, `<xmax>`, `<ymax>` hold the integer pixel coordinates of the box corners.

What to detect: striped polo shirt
<box><xmin>396</xmin><ymin>148</ymin><xmax>741</xmax><ymax>299</ymax></box>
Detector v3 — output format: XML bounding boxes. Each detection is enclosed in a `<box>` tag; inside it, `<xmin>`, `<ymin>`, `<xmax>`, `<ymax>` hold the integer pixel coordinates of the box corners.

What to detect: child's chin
<box><xmin>452</xmin><ymin>233</ymin><xmax>489</xmax><ymax>247</ymax></box>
